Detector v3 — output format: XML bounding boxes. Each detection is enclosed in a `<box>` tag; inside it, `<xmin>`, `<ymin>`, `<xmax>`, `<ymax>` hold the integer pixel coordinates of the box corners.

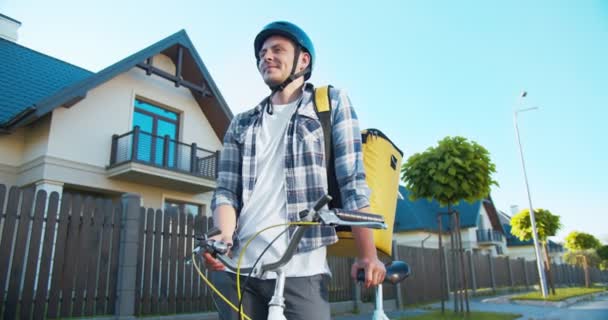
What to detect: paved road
<box><xmin>333</xmin><ymin>294</ymin><xmax>608</xmax><ymax>320</ymax></box>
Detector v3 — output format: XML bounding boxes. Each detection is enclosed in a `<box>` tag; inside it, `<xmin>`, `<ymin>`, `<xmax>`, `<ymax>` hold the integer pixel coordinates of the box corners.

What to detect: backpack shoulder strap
<box><xmin>313</xmin><ymin>85</ymin><xmax>341</xmax><ymax>208</ymax></box>
<box><xmin>313</xmin><ymin>85</ymin><xmax>333</xmax><ymax>167</ymax></box>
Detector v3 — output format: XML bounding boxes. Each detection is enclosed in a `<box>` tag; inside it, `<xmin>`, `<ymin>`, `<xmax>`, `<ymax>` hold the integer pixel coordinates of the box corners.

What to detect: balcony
<box><xmin>107</xmin><ymin>127</ymin><xmax>219</xmax><ymax>193</ymax></box>
<box><xmin>476</xmin><ymin>229</ymin><xmax>504</xmax><ymax>245</ymax></box>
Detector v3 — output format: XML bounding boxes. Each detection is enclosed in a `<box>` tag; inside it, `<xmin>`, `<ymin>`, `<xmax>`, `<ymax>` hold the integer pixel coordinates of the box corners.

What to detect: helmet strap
<box><xmin>268</xmin><ymin>46</ymin><xmax>309</xmax><ymax>93</ymax></box>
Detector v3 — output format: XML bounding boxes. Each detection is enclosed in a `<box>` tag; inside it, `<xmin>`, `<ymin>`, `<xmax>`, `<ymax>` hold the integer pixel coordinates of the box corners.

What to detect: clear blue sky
<box><xmin>2</xmin><ymin>0</ymin><xmax>607</xmax><ymax>242</ymax></box>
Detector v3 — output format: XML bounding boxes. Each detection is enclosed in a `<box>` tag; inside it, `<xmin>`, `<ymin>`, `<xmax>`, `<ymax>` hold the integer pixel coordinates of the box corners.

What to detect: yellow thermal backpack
<box><xmin>313</xmin><ymin>86</ymin><xmax>403</xmax><ymax>258</ymax></box>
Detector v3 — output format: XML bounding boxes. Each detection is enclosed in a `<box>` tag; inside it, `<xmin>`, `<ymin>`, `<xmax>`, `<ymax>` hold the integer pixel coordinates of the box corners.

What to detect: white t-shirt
<box><xmin>233</xmin><ymin>99</ymin><xmax>330</xmax><ymax>279</ymax></box>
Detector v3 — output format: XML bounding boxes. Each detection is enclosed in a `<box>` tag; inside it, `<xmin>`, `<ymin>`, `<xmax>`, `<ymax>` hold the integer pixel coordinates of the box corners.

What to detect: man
<box><xmin>205</xmin><ymin>21</ymin><xmax>385</xmax><ymax>320</ymax></box>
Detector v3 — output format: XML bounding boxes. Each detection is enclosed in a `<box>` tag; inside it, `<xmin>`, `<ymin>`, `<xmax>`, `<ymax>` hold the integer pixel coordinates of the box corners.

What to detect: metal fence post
<box><xmin>488</xmin><ymin>254</ymin><xmax>496</xmax><ymax>294</ymax></box>
<box><xmin>522</xmin><ymin>258</ymin><xmax>529</xmax><ymax>289</ymax></box>
<box><xmin>507</xmin><ymin>258</ymin><xmax>514</xmax><ymax>288</ymax></box>
<box><xmin>115</xmin><ymin>193</ymin><xmax>142</xmax><ymax>319</ymax></box>
<box><xmin>392</xmin><ymin>240</ymin><xmax>403</xmax><ymax>309</ymax></box>
<box><xmin>468</xmin><ymin>251</ymin><xmax>476</xmax><ymax>294</ymax></box>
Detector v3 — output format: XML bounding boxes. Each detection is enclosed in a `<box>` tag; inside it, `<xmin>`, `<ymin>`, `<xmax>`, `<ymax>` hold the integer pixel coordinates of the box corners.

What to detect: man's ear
<box><xmin>299</xmin><ymin>52</ymin><xmax>311</xmax><ymax>72</ymax></box>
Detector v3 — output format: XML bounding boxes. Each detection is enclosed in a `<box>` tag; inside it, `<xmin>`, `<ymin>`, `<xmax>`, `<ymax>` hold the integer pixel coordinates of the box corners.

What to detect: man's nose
<box><xmin>260</xmin><ymin>50</ymin><xmax>273</xmax><ymax>62</ymax></box>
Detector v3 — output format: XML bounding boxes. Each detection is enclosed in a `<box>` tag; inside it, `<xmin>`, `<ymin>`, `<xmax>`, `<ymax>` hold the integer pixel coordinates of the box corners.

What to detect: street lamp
<box><xmin>513</xmin><ymin>91</ymin><xmax>549</xmax><ymax>297</ymax></box>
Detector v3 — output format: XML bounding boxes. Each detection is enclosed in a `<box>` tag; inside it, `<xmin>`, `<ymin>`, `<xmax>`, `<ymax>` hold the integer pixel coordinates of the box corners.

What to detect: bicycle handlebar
<box><xmin>190</xmin><ymin>194</ymin><xmax>388</xmax><ymax>276</ymax></box>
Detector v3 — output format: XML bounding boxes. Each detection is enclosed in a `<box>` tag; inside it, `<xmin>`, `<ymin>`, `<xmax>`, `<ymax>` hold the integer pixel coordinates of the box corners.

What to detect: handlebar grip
<box><xmin>356</xmin><ymin>269</ymin><xmax>366</xmax><ymax>282</ymax></box>
<box><xmin>334</xmin><ymin>209</ymin><xmax>385</xmax><ymax>223</ymax></box>
<box><xmin>356</xmin><ymin>261</ymin><xmax>411</xmax><ymax>284</ymax></box>
<box><xmin>205</xmin><ymin>227</ymin><xmax>221</xmax><ymax>238</ymax></box>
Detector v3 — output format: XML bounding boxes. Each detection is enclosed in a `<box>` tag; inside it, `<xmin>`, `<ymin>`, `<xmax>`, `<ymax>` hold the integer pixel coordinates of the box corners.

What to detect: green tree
<box><xmin>564</xmin><ymin>251</ymin><xmax>601</xmax><ymax>269</ymax></box>
<box><xmin>401</xmin><ymin>136</ymin><xmax>497</xmax><ymax>206</ymax></box>
<box><xmin>510</xmin><ymin>208</ymin><xmax>561</xmax><ymax>294</ymax></box>
<box><xmin>596</xmin><ymin>245</ymin><xmax>608</xmax><ymax>271</ymax></box>
<box><xmin>564</xmin><ymin>231</ymin><xmax>601</xmax><ymax>287</ymax></box>
<box><xmin>401</xmin><ymin>136</ymin><xmax>497</xmax><ymax>313</ymax></box>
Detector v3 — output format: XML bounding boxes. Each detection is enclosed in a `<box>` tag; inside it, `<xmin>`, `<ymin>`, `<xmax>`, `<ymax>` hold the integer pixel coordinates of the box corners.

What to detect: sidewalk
<box><xmin>333</xmin><ymin>292</ymin><xmax>608</xmax><ymax>320</ymax></box>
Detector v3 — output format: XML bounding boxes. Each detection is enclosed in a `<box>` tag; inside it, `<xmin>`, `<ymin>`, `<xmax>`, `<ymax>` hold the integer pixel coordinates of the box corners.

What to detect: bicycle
<box><xmin>189</xmin><ymin>194</ymin><xmax>410</xmax><ymax>320</ymax></box>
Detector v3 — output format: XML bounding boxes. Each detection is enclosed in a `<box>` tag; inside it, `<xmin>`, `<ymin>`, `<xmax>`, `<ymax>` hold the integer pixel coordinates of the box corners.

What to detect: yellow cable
<box><xmin>235</xmin><ymin>222</ymin><xmax>320</xmax><ymax>318</ymax></box>
<box><xmin>192</xmin><ymin>253</ymin><xmax>252</xmax><ymax>320</ymax></box>
<box><xmin>193</xmin><ymin>221</ymin><xmax>319</xmax><ymax>320</ymax></box>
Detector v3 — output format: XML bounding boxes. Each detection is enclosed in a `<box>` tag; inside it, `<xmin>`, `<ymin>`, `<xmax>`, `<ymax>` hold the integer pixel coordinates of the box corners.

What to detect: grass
<box><xmin>470</xmin><ymin>286</ymin><xmax>529</xmax><ymax>298</ymax></box>
<box><xmin>511</xmin><ymin>286</ymin><xmax>606</xmax><ymax>301</ymax></box>
<box><xmin>394</xmin><ymin>311</ymin><xmax>521</xmax><ymax>320</ymax></box>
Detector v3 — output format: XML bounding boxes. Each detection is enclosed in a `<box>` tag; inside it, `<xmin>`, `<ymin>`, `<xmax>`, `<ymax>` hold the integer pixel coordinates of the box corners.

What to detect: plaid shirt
<box><xmin>211</xmin><ymin>83</ymin><xmax>371</xmax><ymax>252</ymax></box>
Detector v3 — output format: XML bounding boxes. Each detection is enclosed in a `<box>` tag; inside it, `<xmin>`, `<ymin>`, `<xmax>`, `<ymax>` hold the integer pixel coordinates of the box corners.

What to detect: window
<box><xmin>164</xmin><ymin>199</ymin><xmax>203</xmax><ymax>216</ymax></box>
<box><xmin>133</xmin><ymin>99</ymin><xmax>179</xmax><ymax>166</ymax></box>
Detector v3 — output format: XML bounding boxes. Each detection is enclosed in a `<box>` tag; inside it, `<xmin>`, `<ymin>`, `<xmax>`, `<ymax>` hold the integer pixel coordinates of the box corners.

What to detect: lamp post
<box><xmin>513</xmin><ymin>91</ymin><xmax>549</xmax><ymax>297</ymax></box>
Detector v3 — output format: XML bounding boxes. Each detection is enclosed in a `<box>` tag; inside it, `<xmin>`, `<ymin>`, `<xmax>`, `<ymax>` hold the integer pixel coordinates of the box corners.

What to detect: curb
<box><xmin>510</xmin><ymin>290</ymin><xmax>608</xmax><ymax>308</ymax></box>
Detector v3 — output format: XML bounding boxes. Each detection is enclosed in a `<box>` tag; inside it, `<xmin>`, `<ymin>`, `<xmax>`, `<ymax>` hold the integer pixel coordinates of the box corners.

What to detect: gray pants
<box><xmin>210</xmin><ymin>271</ymin><xmax>331</xmax><ymax>320</ymax></box>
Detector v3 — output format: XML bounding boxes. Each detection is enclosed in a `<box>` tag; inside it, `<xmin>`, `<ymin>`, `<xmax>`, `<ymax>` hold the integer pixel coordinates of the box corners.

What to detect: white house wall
<box><xmin>47</xmin><ymin>54</ymin><xmax>221</xmax><ymax>167</ymax></box>
<box><xmin>507</xmin><ymin>246</ymin><xmax>536</xmax><ymax>261</ymax></box>
<box><xmin>3</xmin><ymin>53</ymin><xmax>222</xmax><ymax>213</ymax></box>
<box><xmin>477</xmin><ymin>203</ymin><xmax>492</xmax><ymax>230</ymax></box>
<box><xmin>0</xmin><ymin>127</ymin><xmax>24</xmax><ymax>185</ymax></box>
<box><xmin>394</xmin><ymin>231</ymin><xmax>478</xmax><ymax>250</ymax></box>
<box><xmin>506</xmin><ymin>245</ymin><xmax>564</xmax><ymax>264</ymax></box>
<box><xmin>23</xmin><ymin>115</ymin><xmax>52</xmax><ymax>163</ymax></box>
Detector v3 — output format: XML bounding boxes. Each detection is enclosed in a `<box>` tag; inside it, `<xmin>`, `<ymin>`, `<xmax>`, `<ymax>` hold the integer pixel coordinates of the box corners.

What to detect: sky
<box><xmin>2</xmin><ymin>0</ymin><xmax>607</xmax><ymax>243</ymax></box>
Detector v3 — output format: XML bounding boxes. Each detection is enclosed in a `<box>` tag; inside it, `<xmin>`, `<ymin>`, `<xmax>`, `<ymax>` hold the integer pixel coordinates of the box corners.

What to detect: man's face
<box><xmin>257</xmin><ymin>35</ymin><xmax>309</xmax><ymax>86</ymax></box>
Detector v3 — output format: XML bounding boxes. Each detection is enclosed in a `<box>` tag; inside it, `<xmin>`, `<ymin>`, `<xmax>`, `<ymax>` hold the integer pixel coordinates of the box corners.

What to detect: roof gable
<box><xmin>0</xmin><ymin>38</ymin><xmax>93</xmax><ymax>126</ymax></box>
<box><xmin>1</xmin><ymin>30</ymin><xmax>232</xmax><ymax>138</ymax></box>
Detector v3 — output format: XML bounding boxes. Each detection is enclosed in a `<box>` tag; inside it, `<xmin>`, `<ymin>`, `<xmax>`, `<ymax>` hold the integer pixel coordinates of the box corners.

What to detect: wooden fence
<box><xmin>1</xmin><ymin>183</ymin><xmax>608</xmax><ymax>319</ymax></box>
<box><xmin>133</xmin><ymin>206</ymin><xmax>217</xmax><ymax>315</ymax></box>
<box><xmin>0</xmin><ymin>185</ymin><xmax>122</xmax><ymax>320</ymax></box>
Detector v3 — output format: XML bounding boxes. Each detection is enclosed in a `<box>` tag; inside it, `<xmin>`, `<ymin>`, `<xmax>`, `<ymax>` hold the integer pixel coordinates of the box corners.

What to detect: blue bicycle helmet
<box><xmin>254</xmin><ymin>21</ymin><xmax>315</xmax><ymax>90</ymax></box>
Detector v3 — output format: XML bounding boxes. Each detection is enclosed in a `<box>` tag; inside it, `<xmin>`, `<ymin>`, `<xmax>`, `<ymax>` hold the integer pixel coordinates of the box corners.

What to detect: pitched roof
<box><xmin>0</xmin><ymin>38</ymin><xmax>93</xmax><ymax>126</ymax></box>
<box><xmin>1</xmin><ymin>30</ymin><xmax>233</xmax><ymax>138</ymax></box>
<box><xmin>394</xmin><ymin>185</ymin><xmax>483</xmax><ymax>232</ymax></box>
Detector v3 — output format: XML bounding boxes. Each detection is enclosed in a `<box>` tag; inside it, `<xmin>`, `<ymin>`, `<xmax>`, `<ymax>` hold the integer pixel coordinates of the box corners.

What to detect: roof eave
<box><xmin>0</xmin><ymin>106</ymin><xmax>37</xmax><ymax>132</ymax></box>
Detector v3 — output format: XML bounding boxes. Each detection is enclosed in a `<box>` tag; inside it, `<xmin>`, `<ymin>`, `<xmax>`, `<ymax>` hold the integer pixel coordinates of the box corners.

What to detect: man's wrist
<box><xmin>357</xmin><ymin>253</ymin><xmax>379</xmax><ymax>262</ymax></box>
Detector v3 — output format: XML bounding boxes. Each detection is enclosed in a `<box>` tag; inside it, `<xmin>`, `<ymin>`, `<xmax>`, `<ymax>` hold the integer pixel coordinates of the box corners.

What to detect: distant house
<box><xmin>498</xmin><ymin>211</ymin><xmax>565</xmax><ymax>264</ymax></box>
<box><xmin>0</xmin><ymin>14</ymin><xmax>232</xmax><ymax>215</ymax></box>
<box><xmin>393</xmin><ymin>185</ymin><xmax>507</xmax><ymax>256</ymax></box>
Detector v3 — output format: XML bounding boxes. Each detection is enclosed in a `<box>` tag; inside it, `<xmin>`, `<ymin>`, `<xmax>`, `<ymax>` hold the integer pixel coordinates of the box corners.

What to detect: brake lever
<box><xmin>316</xmin><ymin>210</ymin><xmax>387</xmax><ymax>230</ymax></box>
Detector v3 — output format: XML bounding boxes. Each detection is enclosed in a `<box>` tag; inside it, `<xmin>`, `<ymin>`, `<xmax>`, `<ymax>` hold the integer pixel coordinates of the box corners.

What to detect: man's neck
<box><xmin>271</xmin><ymin>81</ymin><xmax>305</xmax><ymax>105</ymax></box>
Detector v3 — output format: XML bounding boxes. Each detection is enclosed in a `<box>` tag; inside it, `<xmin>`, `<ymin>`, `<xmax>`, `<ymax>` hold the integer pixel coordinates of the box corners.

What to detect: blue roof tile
<box><xmin>0</xmin><ymin>38</ymin><xmax>93</xmax><ymax>125</ymax></box>
<box><xmin>394</xmin><ymin>185</ymin><xmax>482</xmax><ymax>232</ymax></box>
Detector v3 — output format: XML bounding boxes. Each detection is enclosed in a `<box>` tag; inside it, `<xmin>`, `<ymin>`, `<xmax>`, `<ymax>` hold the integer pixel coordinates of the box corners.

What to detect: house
<box><xmin>0</xmin><ymin>14</ymin><xmax>232</xmax><ymax>216</ymax></box>
<box><xmin>393</xmin><ymin>185</ymin><xmax>508</xmax><ymax>256</ymax></box>
<box><xmin>498</xmin><ymin>211</ymin><xmax>565</xmax><ymax>264</ymax></box>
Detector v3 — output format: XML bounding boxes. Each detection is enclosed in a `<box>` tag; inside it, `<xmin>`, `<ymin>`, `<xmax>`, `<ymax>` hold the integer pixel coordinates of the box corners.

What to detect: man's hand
<box><xmin>205</xmin><ymin>205</ymin><xmax>237</xmax><ymax>271</ymax></box>
<box><xmin>350</xmin><ymin>257</ymin><xmax>386</xmax><ymax>288</ymax></box>
<box><xmin>202</xmin><ymin>234</ymin><xmax>232</xmax><ymax>271</ymax></box>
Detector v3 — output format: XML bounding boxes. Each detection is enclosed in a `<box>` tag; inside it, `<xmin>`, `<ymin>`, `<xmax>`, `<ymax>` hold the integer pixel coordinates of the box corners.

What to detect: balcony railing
<box><xmin>109</xmin><ymin>126</ymin><xmax>219</xmax><ymax>179</ymax></box>
<box><xmin>476</xmin><ymin>229</ymin><xmax>504</xmax><ymax>244</ymax></box>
